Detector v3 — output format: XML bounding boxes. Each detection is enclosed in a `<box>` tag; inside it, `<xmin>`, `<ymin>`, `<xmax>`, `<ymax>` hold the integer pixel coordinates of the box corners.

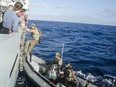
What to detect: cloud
<box><xmin>39</xmin><ymin>13</ymin><xmax>59</xmax><ymax>17</ymax></box>
<box><xmin>103</xmin><ymin>8</ymin><xmax>116</xmax><ymax>17</ymax></box>
<box><xmin>45</xmin><ymin>13</ymin><xmax>58</xmax><ymax>16</ymax></box>
<box><xmin>30</xmin><ymin>12</ymin><xmax>94</xmax><ymax>19</ymax></box>
<box><xmin>55</xmin><ymin>5</ymin><xmax>66</xmax><ymax>9</ymax></box>
<box><xmin>29</xmin><ymin>13</ymin><xmax>61</xmax><ymax>18</ymax></box>
<box><xmin>30</xmin><ymin>3</ymin><xmax>46</xmax><ymax>8</ymax></box>
<box><xmin>29</xmin><ymin>12</ymin><xmax>116</xmax><ymax>26</ymax></box>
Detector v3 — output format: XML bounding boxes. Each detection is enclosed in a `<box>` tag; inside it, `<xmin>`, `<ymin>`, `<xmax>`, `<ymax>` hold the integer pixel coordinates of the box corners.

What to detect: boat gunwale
<box><xmin>24</xmin><ymin>56</ymin><xmax>55</xmax><ymax>87</ymax></box>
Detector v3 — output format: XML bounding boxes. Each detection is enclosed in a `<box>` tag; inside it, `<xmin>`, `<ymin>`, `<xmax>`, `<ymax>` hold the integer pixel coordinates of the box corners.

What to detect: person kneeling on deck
<box><xmin>24</xmin><ymin>23</ymin><xmax>41</xmax><ymax>57</ymax></box>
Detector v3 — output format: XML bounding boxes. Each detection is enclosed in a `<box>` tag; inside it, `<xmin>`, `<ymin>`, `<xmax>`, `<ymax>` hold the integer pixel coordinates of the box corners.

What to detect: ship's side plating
<box><xmin>0</xmin><ymin>32</ymin><xmax>22</xmax><ymax>87</ymax></box>
<box><xmin>0</xmin><ymin>0</ymin><xmax>29</xmax><ymax>86</ymax></box>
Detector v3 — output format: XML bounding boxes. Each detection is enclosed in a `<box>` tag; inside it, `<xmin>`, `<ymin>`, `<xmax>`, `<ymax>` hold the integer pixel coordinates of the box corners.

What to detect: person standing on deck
<box><xmin>0</xmin><ymin>2</ymin><xmax>23</xmax><ymax>34</ymax></box>
<box><xmin>24</xmin><ymin>23</ymin><xmax>41</xmax><ymax>55</ymax></box>
<box><xmin>7</xmin><ymin>5</ymin><xmax>14</xmax><ymax>11</ymax></box>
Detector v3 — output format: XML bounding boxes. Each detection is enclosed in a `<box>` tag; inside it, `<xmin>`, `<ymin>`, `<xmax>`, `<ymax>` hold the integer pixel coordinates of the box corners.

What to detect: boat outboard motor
<box><xmin>48</xmin><ymin>65</ymin><xmax>57</xmax><ymax>80</ymax></box>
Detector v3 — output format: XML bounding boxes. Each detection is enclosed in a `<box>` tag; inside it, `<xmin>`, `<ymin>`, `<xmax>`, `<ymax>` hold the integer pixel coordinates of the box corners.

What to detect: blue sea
<box><xmin>16</xmin><ymin>20</ymin><xmax>116</xmax><ymax>87</ymax></box>
<box><xmin>28</xmin><ymin>20</ymin><xmax>116</xmax><ymax>76</ymax></box>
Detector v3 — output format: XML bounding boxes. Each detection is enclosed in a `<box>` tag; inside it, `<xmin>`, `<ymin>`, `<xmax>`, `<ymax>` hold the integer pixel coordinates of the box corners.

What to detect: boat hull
<box><xmin>0</xmin><ymin>32</ymin><xmax>22</xmax><ymax>87</ymax></box>
<box><xmin>23</xmin><ymin>55</ymin><xmax>99</xmax><ymax>87</ymax></box>
<box><xmin>23</xmin><ymin>55</ymin><xmax>55</xmax><ymax>87</ymax></box>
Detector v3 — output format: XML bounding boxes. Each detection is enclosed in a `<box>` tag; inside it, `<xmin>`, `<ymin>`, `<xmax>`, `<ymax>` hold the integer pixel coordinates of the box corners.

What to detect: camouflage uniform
<box><xmin>53</xmin><ymin>52</ymin><xmax>63</xmax><ymax>66</ymax></box>
<box><xmin>53</xmin><ymin>57</ymin><xmax>62</xmax><ymax>66</ymax></box>
<box><xmin>25</xmin><ymin>27</ymin><xmax>41</xmax><ymax>54</ymax></box>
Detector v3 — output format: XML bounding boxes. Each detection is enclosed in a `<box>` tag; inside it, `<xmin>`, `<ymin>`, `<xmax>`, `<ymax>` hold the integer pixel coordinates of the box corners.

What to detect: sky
<box><xmin>28</xmin><ymin>0</ymin><xmax>116</xmax><ymax>26</ymax></box>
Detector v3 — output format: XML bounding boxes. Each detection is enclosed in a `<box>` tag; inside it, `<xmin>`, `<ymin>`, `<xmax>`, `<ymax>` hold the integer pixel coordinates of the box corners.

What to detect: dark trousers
<box><xmin>0</xmin><ymin>27</ymin><xmax>9</xmax><ymax>34</ymax></box>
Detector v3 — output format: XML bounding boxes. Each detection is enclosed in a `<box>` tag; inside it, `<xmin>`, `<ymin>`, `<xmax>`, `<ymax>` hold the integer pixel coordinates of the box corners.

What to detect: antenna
<box><xmin>61</xmin><ymin>44</ymin><xmax>64</xmax><ymax>59</ymax></box>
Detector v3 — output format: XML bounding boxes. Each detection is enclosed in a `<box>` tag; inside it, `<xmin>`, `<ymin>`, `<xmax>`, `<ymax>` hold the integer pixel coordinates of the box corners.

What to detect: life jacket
<box><xmin>31</xmin><ymin>28</ymin><xmax>41</xmax><ymax>42</ymax></box>
<box><xmin>67</xmin><ymin>69</ymin><xmax>75</xmax><ymax>82</ymax></box>
<box><xmin>53</xmin><ymin>58</ymin><xmax>62</xmax><ymax>66</ymax></box>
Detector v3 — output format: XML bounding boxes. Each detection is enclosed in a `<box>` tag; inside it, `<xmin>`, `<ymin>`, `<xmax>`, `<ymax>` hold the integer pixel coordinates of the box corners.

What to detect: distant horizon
<box><xmin>29</xmin><ymin>0</ymin><xmax>116</xmax><ymax>26</ymax></box>
<box><xmin>28</xmin><ymin>19</ymin><xmax>116</xmax><ymax>27</ymax></box>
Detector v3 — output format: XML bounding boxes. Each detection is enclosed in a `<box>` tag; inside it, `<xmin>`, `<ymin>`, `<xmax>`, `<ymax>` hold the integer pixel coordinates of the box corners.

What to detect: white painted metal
<box><xmin>0</xmin><ymin>32</ymin><xmax>22</xmax><ymax>87</ymax></box>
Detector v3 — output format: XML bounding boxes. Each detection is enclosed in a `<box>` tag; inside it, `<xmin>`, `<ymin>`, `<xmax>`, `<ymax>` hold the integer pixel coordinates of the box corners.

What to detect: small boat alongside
<box><xmin>23</xmin><ymin>54</ymin><xmax>116</xmax><ymax>87</ymax></box>
<box><xmin>23</xmin><ymin>55</ymin><xmax>56</xmax><ymax>87</ymax></box>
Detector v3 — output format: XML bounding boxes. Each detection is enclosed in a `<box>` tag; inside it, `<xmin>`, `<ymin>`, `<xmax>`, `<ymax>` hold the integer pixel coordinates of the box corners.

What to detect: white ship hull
<box><xmin>0</xmin><ymin>0</ymin><xmax>29</xmax><ymax>86</ymax></box>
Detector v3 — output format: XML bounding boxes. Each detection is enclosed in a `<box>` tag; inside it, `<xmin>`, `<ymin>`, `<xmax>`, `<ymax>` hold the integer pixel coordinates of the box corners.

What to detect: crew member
<box><xmin>0</xmin><ymin>2</ymin><xmax>23</xmax><ymax>34</ymax></box>
<box><xmin>25</xmin><ymin>23</ymin><xmax>41</xmax><ymax>55</ymax></box>
<box><xmin>64</xmin><ymin>63</ymin><xmax>76</xmax><ymax>87</ymax></box>
<box><xmin>53</xmin><ymin>52</ymin><xmax>62</xmax><ymax>67</ymax></box>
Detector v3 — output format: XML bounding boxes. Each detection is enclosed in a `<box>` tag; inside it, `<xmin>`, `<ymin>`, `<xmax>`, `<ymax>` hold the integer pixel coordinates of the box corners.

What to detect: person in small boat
<box><xmin>53</xmin><ymin>52</ymin><xmax>62</xmax><ymax>67</ymax></box>
<box><xmin>54</xmin><ymin>67</ymin><xmax>66</xmax><ymax>85</ymax></box>
<box><xmin>24</xmin><ymin>23</ymin><xmax>41</xmax><ymax>56</ymax></box>
<box><xmin>63</xmin><ymin>62</ymin><xmax>77</xmax><ymax>87</ymax></box>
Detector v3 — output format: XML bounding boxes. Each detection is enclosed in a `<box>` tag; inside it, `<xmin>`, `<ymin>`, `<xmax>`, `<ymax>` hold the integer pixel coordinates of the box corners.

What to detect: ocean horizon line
<box><xmin>28</xmin><ymin>19</ymin><xmax>116</xmax><ymax>27</ymax></box>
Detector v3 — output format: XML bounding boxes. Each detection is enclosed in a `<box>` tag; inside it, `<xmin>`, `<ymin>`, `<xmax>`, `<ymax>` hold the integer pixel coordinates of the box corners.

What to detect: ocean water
<box><xmin>27</xmin><ymin>20</ymin><xmax>116</xmax><ymax>77</ymax></box>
